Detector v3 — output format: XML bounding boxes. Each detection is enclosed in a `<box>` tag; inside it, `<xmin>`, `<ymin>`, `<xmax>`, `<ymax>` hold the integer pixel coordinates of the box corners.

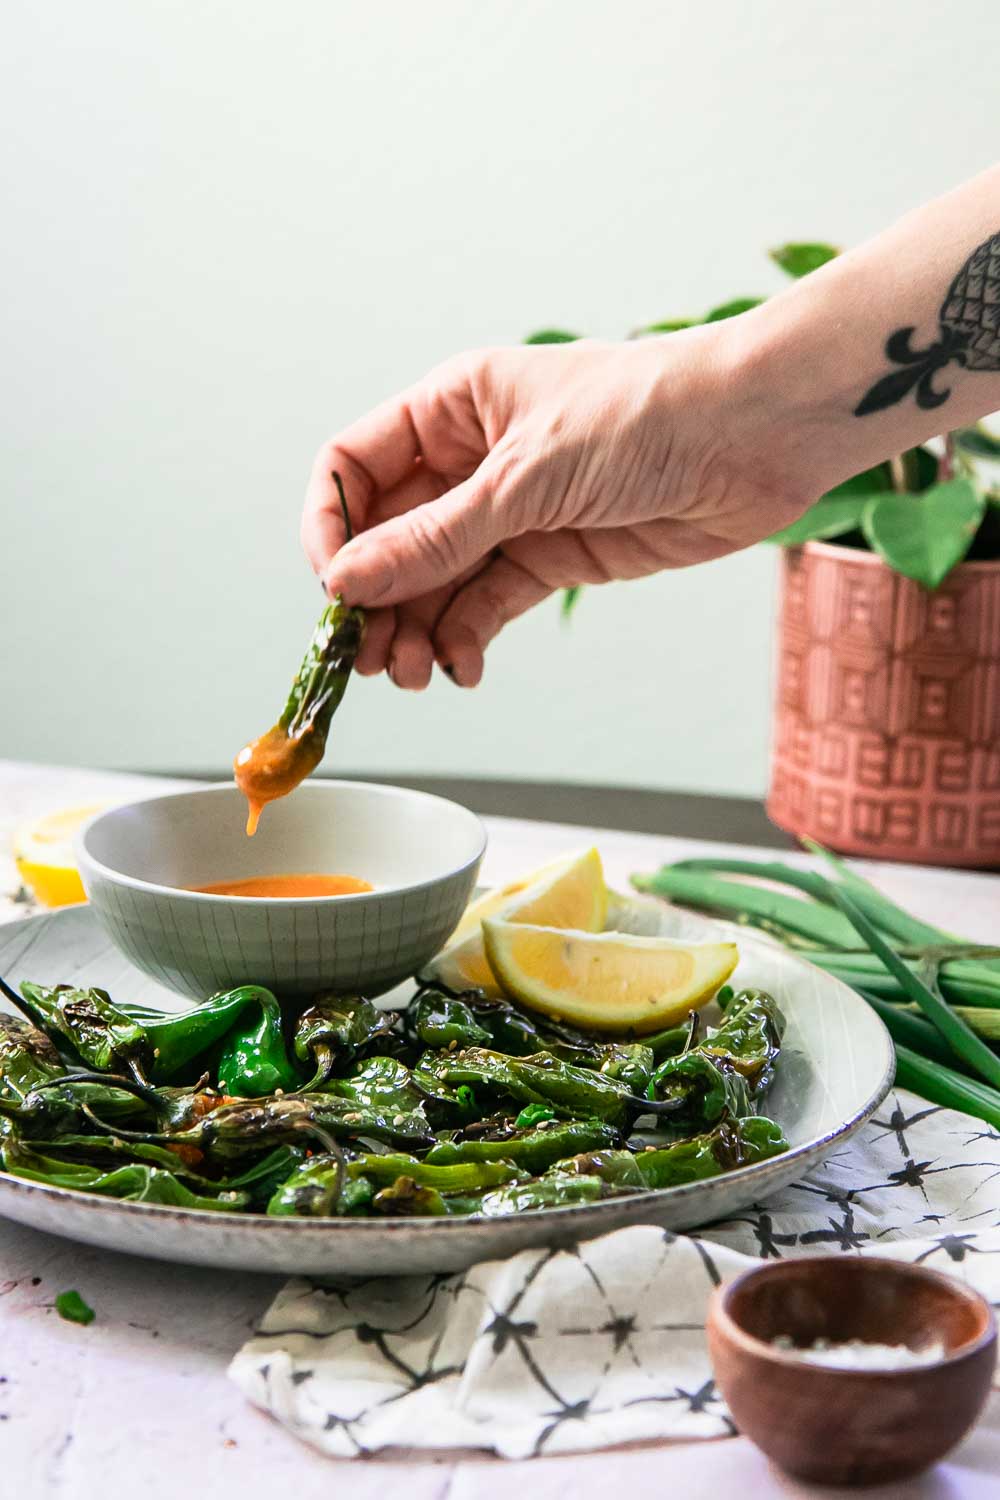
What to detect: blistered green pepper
<box><xmin>0</xmin><ymin>1014</ymin><xmax>64</xmax><ymax>1103</ymax></box>
<box><xmin>13</xmin><ymin>980</ymin><xmax>265</xmax><ymax>1084</ymax></box>
<box><xmin>293</xmin><ymin>995</ymin><xmax>398</xmax><ymax>1087</ymax></box>
<box><xmin>557</xmin><ymin>1116</ymin><xmax>788</xmax><ymax>1190</ymax></box>
<box><xmin>158</xmin><ymin>1093</ymin><xmax>433</xmax><ymax>1160</ymax></box>
<box><xmin>478</xmin><ymin>1170</ymin><xmax>606</xmax><ymax>1216</ymax></box>
<box><xmin>419</xmin><ymin>1047</ymin><xmax>635</xmax><ymax>1125</ymax></box>
<box><xmin>371</xmin><ymin>1177</ymin><xmax>449</xmax><ymax>1216</ymax></box>
<box><xmin>216</xmin><ymin>987</ymin><xmax>299</xmax><ymax>1098</ymax></box>
<box><xmin>322</xmin><ymin>1056</ymin><xmax>425</xmax><ymax>1115</ymax></box>
<box><xmin>267</xmin><ymin>1152</ymin><xmax>373</xmax><ymax>1217</ymax></box>
<box><xmin>647</xmin><ymin>990</ymin><xmax>785</xmax><ymax>1125</ymax></box>
<box><xmin>0</xmin><ymin>1138</ymin><xmax>250</xmax><ymax>1210</ymax></box>
<box><xmin>405</xmin><ymin>987</ymin><xmax>492</xmax><ymax>1050</ymax></box>
<box><xmin>345</xmin><ymin>1151</ymin><xmax>527</xmax><ymax>1193</ymax></box>
<box><xmin>425</xmin><ymin>1118</ymin><xmax>619</xmax><ymax>1174</ymax></box>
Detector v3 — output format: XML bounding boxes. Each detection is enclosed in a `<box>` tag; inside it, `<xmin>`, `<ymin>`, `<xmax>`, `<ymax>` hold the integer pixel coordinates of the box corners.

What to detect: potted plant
<box><xmin>530</xmin><ymin>248</ymin><xmax>1000</xmax><ymax>866</ymax></box>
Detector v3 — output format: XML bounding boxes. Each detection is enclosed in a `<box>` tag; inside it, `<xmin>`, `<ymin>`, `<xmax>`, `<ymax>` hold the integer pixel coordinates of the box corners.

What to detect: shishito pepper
<box><xmin>477</xmin><ymin>1171</ymin><xmax>607</xmax><ymax>1215</ymax></box>
<box><xmin>0</xmin><ymin>1014</ymin><xmax>66</xmax><ymax>1103</ymax></box>
<box><xmin>344</xmin><ymin>1151</ymin><xmax>528</xmax><ymax>1193</ymax></box>
<box><xmin>233</xmin><ymin>473</ymin><xmax>365</xmax><ymax>836</ymax></box>
<box><xmin>294</xmin><ymin>995</ymin><xmax>398</xmax><ymax>1087</ymax></box>
<box><xmin>0</xmin><ymin>1138</ymin><xmax>250</xmax><ymax>1210</ymax></box>
<box><xmin>321</xmin><ymin>1056</ymin><xmax>425</xmax><ymax>1114</ymax></box>
<box><xmin>556</xmin><ymin>1116</ymin><xmax>788</xmax><ymax>1189</ymax></box>
<box><xmin>267</xmin><ymin>1153</ymin><xmax>373</xmax><ymax>1218</ymax></box>
<box><xmin>647</xmin><ymin>990</ymin><xmax>785</xmax><ymax>1126</ymax></box>
<box><xmin>216</xmin><ymin>987</ymin><xmax>299</xmax><ymax>1097</ymax></box>
<box><xmin>156</xmin><ymin>1093</ymin><xmax>434</xmax><ymax>1159</ymax></box>
<box><xmin>405</xmin><ymin>987</ymin><xmax>492</xmax><ymax>1051</ymax></box>
<box><xmin>418</xmin><ymin>1047</ymin><xmax>636</xmax><ymax>1126</ymax></box>
<box><xmin>425</xmin><ymin>1118</ymin><xmax>620</xmax><ymax>1174</ymax></box>
<box><xmin>13</xmin><ymin>981</ymin><xmax>266</xmax><ymax>1084</ymax></box>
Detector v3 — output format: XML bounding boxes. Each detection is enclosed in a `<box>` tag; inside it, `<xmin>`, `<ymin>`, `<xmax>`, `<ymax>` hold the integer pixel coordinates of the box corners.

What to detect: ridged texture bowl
<box><xmin>75</xmin><ymin>781</ymin><xmax>485</xmax><ymax>999</ymax></box>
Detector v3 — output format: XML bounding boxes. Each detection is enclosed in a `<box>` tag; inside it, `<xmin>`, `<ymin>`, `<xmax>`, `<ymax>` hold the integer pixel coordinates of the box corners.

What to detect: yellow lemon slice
<box><xmin>482</xmin><ymin>918</ymin><xmax>738</xmax><ymax>1034</ymax></box>
<box><xmin>426</xmin><ymin>847</ymin><xmax>607</xmax><ymax>993</ymax></box>
<box><xmin>13</xmin><ymin>804</ymin><xmax>104</xmax><ymax>908</ymax></box>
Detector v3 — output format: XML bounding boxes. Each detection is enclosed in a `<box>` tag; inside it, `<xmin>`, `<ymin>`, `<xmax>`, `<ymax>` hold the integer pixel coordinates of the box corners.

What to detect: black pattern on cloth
<box><xmin>230</xmin><ymin>1091</ymin><xmax>1000</xmax><ymax>1458</ymax></box>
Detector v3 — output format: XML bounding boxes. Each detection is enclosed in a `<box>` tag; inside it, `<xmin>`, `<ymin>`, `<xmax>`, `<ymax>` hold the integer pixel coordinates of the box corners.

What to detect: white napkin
<box><xmin>229</xmin><ymin>1088</ymin><xmax>1000</xmax><ymax>1459</ymax></box>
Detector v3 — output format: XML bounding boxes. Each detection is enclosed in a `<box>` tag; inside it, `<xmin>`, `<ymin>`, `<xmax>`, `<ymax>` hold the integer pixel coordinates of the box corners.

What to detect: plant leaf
<box><xmin>703</xmin><ymin>298</ymin><xmax>764</xmax><ymax>323</ymax></box>
<box><xmin>561</xmin><ymin>586</ymin><xmax>582</xmax><ymax>620</ymax></box>
<box><xmin>769</xmin><ymin>243</ymin><xmax>839</xmax><ymax>278</ymax></box>
<box><xmin>524</xmin><ymin>329</ymin><xmax>581</xmax><ymax>345</ymax></box>
<box><xmin>862</xmin><ymin>478</ymin><xmax>985</xmax><ymax>588</ymax></box>
<box><xmin>631</xmin><ymin>319</ymin><xmax>696</xmax><ymax>337</ymax></box>
<box><xmin>767</xmin><ymin>494</ymin><xmax>872</xmax><ymax>546</ymax></box>
<box><xmin>765</xmin><ymin>464</ymin><xmax>892</xmax><ymax>546</ymax></box>
<box><xmin>954</xmin><ymin>425</ymin><xmax>1000</xmax><ymax>459</ymax></box>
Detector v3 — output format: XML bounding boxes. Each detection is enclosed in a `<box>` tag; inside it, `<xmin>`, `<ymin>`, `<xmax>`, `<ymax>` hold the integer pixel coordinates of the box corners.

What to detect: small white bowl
<box><xmin>76</xmin><ymin>781</ymin><xmax>485</xmax><ymax>1000</ymax></box>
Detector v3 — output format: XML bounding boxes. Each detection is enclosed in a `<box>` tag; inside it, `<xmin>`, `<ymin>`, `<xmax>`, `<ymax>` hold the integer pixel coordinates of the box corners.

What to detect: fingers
<box><xmin>354</xmin><ymin>607</ymin><xmax>396</xmax><ymax>676</ymax></box>
<box><xmin>301</xmin><ymin>389</ymin><xmax>424</xmax><ymax>577</ymax></box>
<box><xmin>434</xmin><ymin>553</ymin><xmax>553</xmax><ymax>684</ymax></box>
<box><xmin>321</xmin><ymin>454</ymin><xmax>515</xmax><ymax>607</ymax></box>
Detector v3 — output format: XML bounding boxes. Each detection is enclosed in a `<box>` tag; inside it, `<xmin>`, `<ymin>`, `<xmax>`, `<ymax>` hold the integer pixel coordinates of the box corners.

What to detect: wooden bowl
<box><xmin>707</xmin><ymin>1257</ymin><xmax>996</xmax><ymax>1486</ymax></box>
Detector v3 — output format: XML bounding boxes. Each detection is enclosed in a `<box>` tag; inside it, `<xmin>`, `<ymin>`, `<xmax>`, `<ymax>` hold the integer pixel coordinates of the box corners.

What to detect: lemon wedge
<box><xmin>482</xmin><ymin>918</ymin><xmax>738</xmax><ymax>1034</ymax></box>
<box><xmin>426</xmin><ymin>847</ymin><xmax>607</xmax><ymax>993</ymax></box>
<box><xmin>13</xmin><ymin>804</ymin><xmax>104</xmax><ymax>908</ymax></box>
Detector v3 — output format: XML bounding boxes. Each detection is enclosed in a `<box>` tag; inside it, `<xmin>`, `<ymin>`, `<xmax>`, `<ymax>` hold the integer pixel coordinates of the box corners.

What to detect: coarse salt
<box><xmin>771</xmin><ymin>1334</ymin><xmax>946</xmax><ymax>1370</ymax></box>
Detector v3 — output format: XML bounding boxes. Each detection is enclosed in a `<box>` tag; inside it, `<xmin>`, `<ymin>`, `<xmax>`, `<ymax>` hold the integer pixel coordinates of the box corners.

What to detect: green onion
<box><xmin>904</xmin><ymin>1003</ymin><xmax>1000</xmax><ymax>1043</ymax></box>
<box><xmin>829</xmin><ymin>887</ymin><xmax>1000</xmax><ymax>1090</ymax></box>
<box><xmin>631</xmin><ymin>868</ymin><xmax>860</xmax><ymax>948</ymax></box>
<box><xmin>802</xmin><ymin>842</ymin><xmax>954</xmax><ymax>946</ymax></box>
<box><xmin>857</xmin><ymin>990</ymin><xmax>959</xmax><ymax>1068</ymax></box>
<box><xmin>893</xmin><ymin>1045</ymin><xmax>1000</xmax><ymax>1129</ymax></box>
<box><xmin>806</xmin><ymin>952</ymin><xmax>1000</xmax><ymax>1009</ymax></box>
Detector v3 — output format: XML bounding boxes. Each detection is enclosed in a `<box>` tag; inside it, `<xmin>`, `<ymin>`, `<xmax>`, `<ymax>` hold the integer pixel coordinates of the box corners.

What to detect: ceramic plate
<box><xmin>0</xmin><ymin>897</ymin><xmax>894</xmax><ymax>1275</ymax></box>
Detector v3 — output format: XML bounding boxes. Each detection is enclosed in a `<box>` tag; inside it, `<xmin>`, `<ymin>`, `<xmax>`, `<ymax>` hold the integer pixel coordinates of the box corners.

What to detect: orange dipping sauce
<box><xmin>194</xmin><ymin>874</ymin><xmax>374</xmax><ymax>899</ymax></box>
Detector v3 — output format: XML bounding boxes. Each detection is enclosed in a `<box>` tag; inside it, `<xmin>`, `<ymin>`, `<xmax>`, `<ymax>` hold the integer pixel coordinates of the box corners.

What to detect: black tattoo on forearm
<box><xmin>855</xmin><ymin>231</ymin><xmax>1000</xmax><ymax>416</ymax></box>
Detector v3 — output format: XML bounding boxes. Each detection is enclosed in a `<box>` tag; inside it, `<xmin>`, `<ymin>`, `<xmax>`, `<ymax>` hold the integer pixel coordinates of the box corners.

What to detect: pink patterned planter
<box><xmin>767</xmin><ymin>541</ymin><xmax>1000</xmax><ymax>867</ymax></box>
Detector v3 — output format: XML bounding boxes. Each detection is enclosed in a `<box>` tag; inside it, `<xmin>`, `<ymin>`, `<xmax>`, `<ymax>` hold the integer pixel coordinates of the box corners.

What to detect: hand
<box><xmin>301</xmin><ymin>329</ymin><xmax>811</xmax><ymax>689</ymax></box>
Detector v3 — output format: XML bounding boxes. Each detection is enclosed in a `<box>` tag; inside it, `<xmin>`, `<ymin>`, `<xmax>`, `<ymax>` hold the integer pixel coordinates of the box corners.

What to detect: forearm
<box><xmin>733</xmin><ymin>164</ymin><xmax>1000</xmax><ymax>497</ymax></box>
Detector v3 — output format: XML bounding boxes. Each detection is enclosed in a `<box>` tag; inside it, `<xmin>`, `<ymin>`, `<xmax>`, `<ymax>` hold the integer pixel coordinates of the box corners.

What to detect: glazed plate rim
<box><xmin>0</xmin><ymin>899</ymin><xmax>895</xmax><ymax>1251</ymax></box>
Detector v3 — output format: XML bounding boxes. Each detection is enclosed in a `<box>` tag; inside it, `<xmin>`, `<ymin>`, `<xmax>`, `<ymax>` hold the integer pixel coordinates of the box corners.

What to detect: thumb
<box><xmin>321</xmin><ymin>459</ymin><xmax>513</xmax><ymax>606</ymax></box>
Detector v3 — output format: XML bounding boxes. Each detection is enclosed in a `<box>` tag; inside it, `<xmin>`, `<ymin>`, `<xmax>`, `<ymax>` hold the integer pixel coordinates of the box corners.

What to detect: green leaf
<box><xmin>704</xmin><ymin>298</ymin><xmax>764</xmax><ymax>323</ymax></box>
<box><xmin>523</xmin><ymin>329</ymin><xmax>581</xmax><ymax>345</ymax></box>
<box><xmin>766</xmin><ymin>464</ymin><xmax>892</xmax><ymax>546</ymax></box>
<box><xmin>767</xmin><ymin>494</ymin><xmax>872</xmax><ymax>546</ymax></box>
<box><xmin>561</xmin><ymin>586</ymin><xmax>582</xmax><ymax>620</ymax></box>
<box><xmin>954</xmin><ymin>425</ymin><xmax>1000</xmax><ymax>459</ymax></box>
<box><xmin>56</xmin><ymin>1290</ymin><xmax>95</xmax><ymax>1326</ymax></box>
<box><xmin>631</xmin><ymin>319</ymin><xmax>696</xmax><ymax>337</ymax></box>
<box><xmin>862</xmin><ymin>478</ymin><xmax>985</xmax><ymax>588</ymax></box>
<box><xmin>769</xmin><ymin>243</ymin><xmax>839</xmax><ymax>278</ymax></box>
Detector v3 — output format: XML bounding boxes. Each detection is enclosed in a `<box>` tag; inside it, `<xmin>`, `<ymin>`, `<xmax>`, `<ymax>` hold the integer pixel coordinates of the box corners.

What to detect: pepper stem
<box><xmin>332</xmin><ymin>470</ymin><xmax>353</xmax><ymax>543</ymax></box>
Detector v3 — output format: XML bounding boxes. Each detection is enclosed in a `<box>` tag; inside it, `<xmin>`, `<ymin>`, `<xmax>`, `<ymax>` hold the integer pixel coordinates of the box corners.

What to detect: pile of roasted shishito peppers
<box><xmin>0</xmin><ymin>975</ymin><xmax>789</xmax><ymax>1217</ymax></box>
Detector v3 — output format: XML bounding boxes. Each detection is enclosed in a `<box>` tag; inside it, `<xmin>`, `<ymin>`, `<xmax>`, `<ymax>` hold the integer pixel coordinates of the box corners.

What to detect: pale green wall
<box><xmin>3</xmin><ymin>0</ymin><xmax>997</xmax><ymax>792</ymax></box>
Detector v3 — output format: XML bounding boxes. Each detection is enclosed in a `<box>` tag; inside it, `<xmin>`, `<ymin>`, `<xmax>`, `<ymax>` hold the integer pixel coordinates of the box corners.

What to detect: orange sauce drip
<box><xmin>233</xmin><ymin>724</ymin><xmax>324</xmax><ymax>836</ymax></box>
<box><xmin>193</xmin><ymin>874</ymin><xmax>374</xmax><ymax>898</ymax></box>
